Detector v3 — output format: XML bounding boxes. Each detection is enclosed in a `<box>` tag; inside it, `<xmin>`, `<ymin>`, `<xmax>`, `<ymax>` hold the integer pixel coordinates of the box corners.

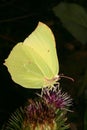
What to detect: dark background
<box><xmin>0</xmin><ymin>0</ymin><xmax>87</xmax><ymax>130</ymax></box>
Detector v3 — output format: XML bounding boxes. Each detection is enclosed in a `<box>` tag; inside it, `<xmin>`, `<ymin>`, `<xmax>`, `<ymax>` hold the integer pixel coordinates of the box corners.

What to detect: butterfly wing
<box><xmin>4</xmin><ymin>22</ymin><xmax>59</xmax><ymax>88</ymax></box>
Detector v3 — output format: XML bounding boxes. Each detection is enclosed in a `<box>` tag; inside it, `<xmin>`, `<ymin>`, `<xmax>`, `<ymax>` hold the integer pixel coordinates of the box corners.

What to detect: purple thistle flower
<box><xmin>23</xmin><ymin>85</ymin><xmax>72</xmax><ymax>130</ymax></box>
<box><xmin>41</xmin><ymin>85</ymin><xmax>72</xmax><ymax>110</ymax></box>
<box><xmin>24</xmin><ymin>99</ymin><xmax>55</xmax><ymax>125</ymax></box>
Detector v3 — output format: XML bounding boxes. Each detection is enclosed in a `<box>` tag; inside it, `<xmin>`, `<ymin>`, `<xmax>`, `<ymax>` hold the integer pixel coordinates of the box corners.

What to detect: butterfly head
<box><xmin>44</xmin><ymin>75</ymin><xmax>60</xmax><ymax>87</ymax></box>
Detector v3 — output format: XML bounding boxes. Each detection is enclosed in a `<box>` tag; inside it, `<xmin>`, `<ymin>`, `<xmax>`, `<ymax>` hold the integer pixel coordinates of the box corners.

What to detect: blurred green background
<box><xmin>0</xmin><ymin>0</ymin><xmax>87</xmax><ymax>130</ymax></box>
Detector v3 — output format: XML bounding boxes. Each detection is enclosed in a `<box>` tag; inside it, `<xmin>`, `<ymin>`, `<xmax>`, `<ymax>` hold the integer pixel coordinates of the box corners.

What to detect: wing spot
<box><xmin>47</xmin><ymin>49</ymin><xmax>50</xmax><ymax>52</ymax></box>
<box><xmin>28</xmin><ymin>61</ymin><xmax>32</xmax><ymax>64</ymax></box>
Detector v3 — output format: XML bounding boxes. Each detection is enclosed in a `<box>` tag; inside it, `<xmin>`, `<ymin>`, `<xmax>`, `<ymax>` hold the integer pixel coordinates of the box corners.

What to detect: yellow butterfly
<box><xmin>4</xmin><ymin>22</ymin><xmax>59</xmax><ymax>88</ymax></box>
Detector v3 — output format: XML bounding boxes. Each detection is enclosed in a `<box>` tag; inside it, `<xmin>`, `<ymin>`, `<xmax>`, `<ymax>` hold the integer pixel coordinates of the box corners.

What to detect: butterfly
<box><xmin>4</xmin><ymin>22</ymin><xmax>59</xmax><ymax>88</ymax></box>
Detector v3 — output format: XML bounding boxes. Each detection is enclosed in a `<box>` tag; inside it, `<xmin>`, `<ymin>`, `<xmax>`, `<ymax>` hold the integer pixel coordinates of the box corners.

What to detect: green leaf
<box><xmin>53</xmin><ymin>2</ymin><xmax>87</xmax><ymax>44</ymax></box>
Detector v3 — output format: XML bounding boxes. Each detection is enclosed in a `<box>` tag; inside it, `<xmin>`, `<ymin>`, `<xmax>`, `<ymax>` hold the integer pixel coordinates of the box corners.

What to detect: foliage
<box><xmin>53</xmin><ymin>2</ymin><xmax>87</xmax><ymax>44</ymax></box>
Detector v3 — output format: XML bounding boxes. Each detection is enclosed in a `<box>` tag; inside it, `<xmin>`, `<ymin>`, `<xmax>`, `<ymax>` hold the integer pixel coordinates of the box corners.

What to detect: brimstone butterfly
<box><xmin>4</xmin><ymin>22</ymin><xmax>59</xmax><ymax>88</ymax></box>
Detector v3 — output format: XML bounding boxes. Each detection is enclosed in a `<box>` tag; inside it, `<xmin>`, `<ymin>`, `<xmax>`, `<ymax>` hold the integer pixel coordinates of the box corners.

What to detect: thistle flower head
<box><xmin>23</xmin><ymin>86</ymin><xmax>72</xmax><ymax>130</ymax></box>
<box><xmin>2</xmin><ymin>86</ymin><xmax>72</xmax><ymax>130</ymax></box>
<box><xmin>41</xmin><ymin>85</ymin><xmax>72</xmax><ymax>110</ymax></box>
<box><xmin>24</xmin><ymin>99</ymin><xmax>57</xmax><ymax>130</ymax></box>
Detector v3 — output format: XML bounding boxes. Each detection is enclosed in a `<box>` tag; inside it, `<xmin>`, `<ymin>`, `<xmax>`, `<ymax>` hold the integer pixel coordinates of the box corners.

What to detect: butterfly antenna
<box><xmin>59</xmin><ymin>74</ymin><xmax>74</xmax><ymax>82</ymax></box>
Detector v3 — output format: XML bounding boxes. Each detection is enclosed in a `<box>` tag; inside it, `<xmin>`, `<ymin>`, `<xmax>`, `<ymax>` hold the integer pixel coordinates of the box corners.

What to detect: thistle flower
<box><xmin>22</xmin><ymin>85</ymin><xmax>72</xmax><ymax>130</ymax></box>
<box><xmin>24</xmin><ymin>99</ymin><xmax>57</xmax><ymax>130</ymax></box>
<box><xmin>41</xmin><ymin>85</ymin><xmax>72</xmax><ymax>110</ymax></box>
<box><xmin>1</xmin><ymin>86</ymin><xmax>72</xmax><ymax>130</ymax></box>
